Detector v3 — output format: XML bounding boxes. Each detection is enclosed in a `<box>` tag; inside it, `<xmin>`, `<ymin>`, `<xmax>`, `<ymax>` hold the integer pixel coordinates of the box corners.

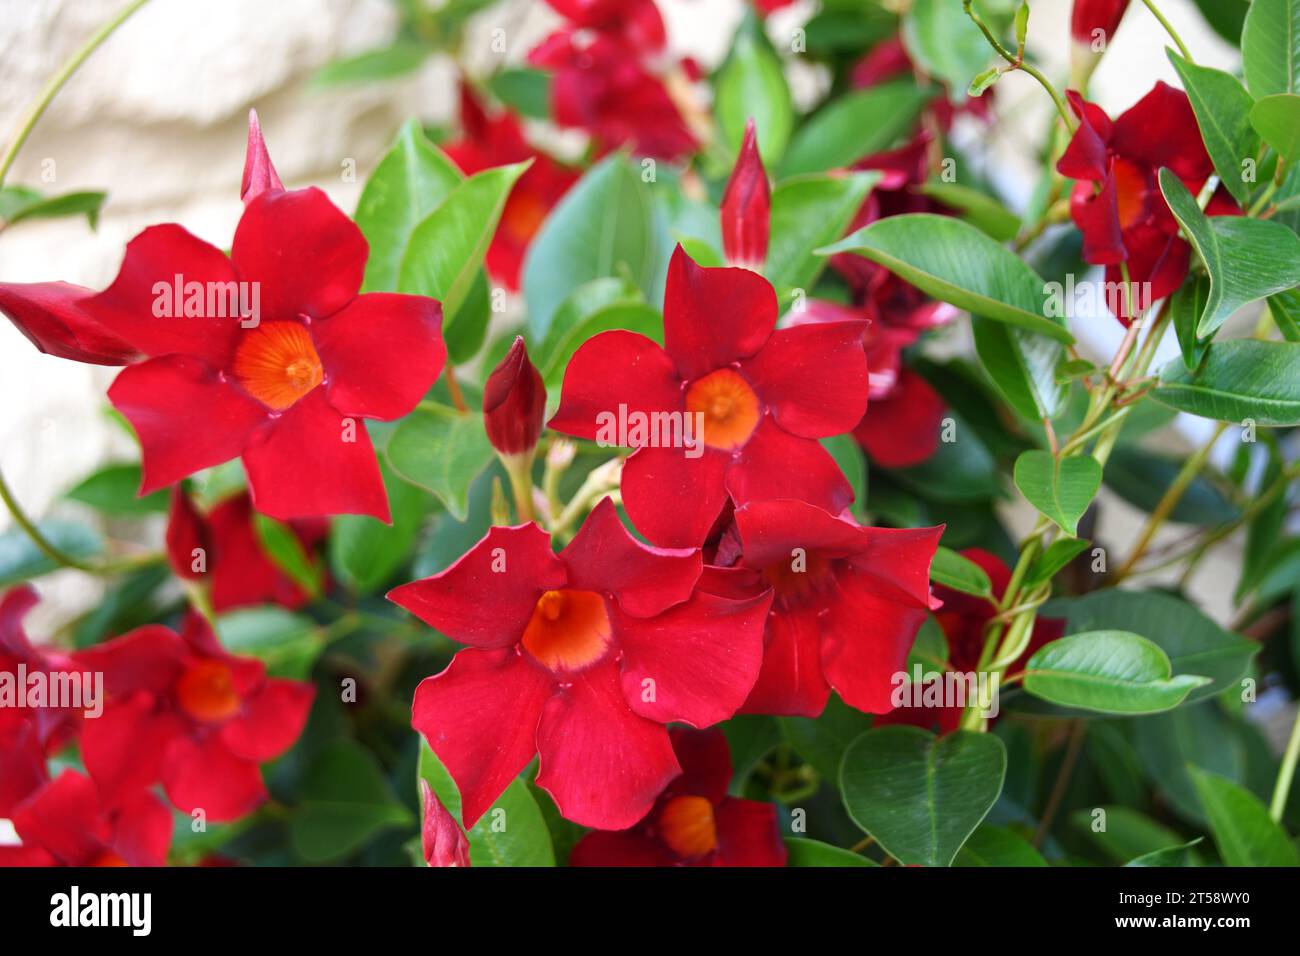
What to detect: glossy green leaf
<box><xmin>784</xmin><ymin>838</ymin><xmax>876</xmax><ymax>867</ymax></box>
<box><xmin>488</xmin><ymin>68</ymin><xmax>551</xmax><ymax>120</ymax></box>
<box><xmin>215</xmin><ymin>607</ymin><xmax>323</xmax><ymax>679</ymax></box>
<box><xmin>64</xmin><ymin>464</ymin><xmax>166</xmax><ymax>515</ymax></box>
<box><xmin>780</xmin><ymin>694</ymin><xmax>873</xmax><ymax>783</ymax></box>
<box><xmin>1250</xmin><ymin>93</ymin><xmax>1300</xmax><ymax>160</ymax></box>
<box><xmin>901</xmin><ymin>0</ymin><xmax>999</xmax><ymax>98</ymax></box>
<box><xmin>253</xmin><ymin>514</ymin><xmax>323</xmax><ymax>599</ymax></box>
<box><xmin>1125</xmin><ymin>838</ymin><xmax>1204</xmax><ymax>867</ymax></box>
<box><xmin>1154</xmin><ymin>339</ymin><xmax>1300</xmax><ymax>425</ymax></box>
<box><xmin>0</xmin><ymin>186</ymin><xmax>106</xmax><ymax>229</ymax></box>
<box><xmin>311</xmin><ymin>42</ymin><xmax>429</xmax><ymax>87</ymax></box>
<box><xmin>386</xmin><ymin>404</ymin><xmax>496</xmax><ymax>520</ymax></box>
<box><xmin>715</xmin><ymin>30</ymin><xmax>793</xmax><ymax>164</ymax></box>
<box><xmin>290</xmin><ymin>740</ymin><xmax>413</xmax><ymax>863</ymax></box>
<box><xmin>1104</xmin><ymin>444</ymin><xmax>1238</xmax><ymax>525</ymax></box>
<box><xmin>931</xmin><ymin>546</ymin><xmax>994</xmax><ymax>597</ymax></box>
<box><xmin>1023</xmin><ymin>630</ymin><xmax>1211</xmax><ymax>714</ymax></box>
<box><xmin>1170</xmin><ymin>273</ymin><xmax>1212</xmax><ymax>369</ymax></box>
<box><xmin>1012</xmin><ymin>449</ymin><xmax>1101</xmax><ymax>536</ymax></box>
<box><xmin>1024</xmin><ymin>537</ymin><xmax>1090</xmax><ymax>588</ymax></box>
<box><xmin>1267</xmin><ymin>287</ymin><xmax>1300</xmax><ymax>341</ymax></box>
<box><xmin>781</xmin><ymin>80</ymin><xmax>932</xmax><ymax>177</ymax></box>
<box><xmin>767</xmin><ymin>172</ymin><xmax>880</xmax><ymax>294</ymax></box>
<box><xmin>917</xmin><ymin>181</ymin><xmax>1020</xmax><ymax>242</ymax></box>
<box><xmin>1190</xmin><ymin>768</ymin><xmax>1300</xmax><ymax>866</ymax></box>
<box><xmin>973</xmin><ymin>315</ymin><xmax>1069</xmax><ymax>421</ymax></box>
<box><xmin>1242</xmin><ymin>0</ymin><xmax>1300</xmax><ymax>97</ymax></box>
<box><xmin>840</xmin><ymin>726</ymin><xmax>1006</xmax><ymax>867</ymax></box>
<box><xmin>953</xmin><ymin>825</ymin><xmax>1047</xmax><ymax>867</ymax></box>
<box><xmin>1158</xmin><ymin>169</ymin><xmax>1300</xmax><ymax>338</ymax></box>
<box><xmin>329</xmin><ymin>463</ymin><xmax>433</xmax><ymax>595</ymax></box>
<box><xmin>1168</xmin><ymin>52</ymin><xmax>1259</xmax><ymax>205</ymax></box>
<box><xmin>821</xmin><ymin>214</ymin><xmax>1073</xmax><ymax>342</ymax></box>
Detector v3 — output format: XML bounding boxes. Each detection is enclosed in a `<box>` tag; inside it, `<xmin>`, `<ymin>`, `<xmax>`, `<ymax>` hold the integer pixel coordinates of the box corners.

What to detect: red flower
<box><xmin>0</xmin><ymin>771</ymin><xmax>172</xmax><ymax>867</ymax></box>
<box><xmin>0</xmin><ymin>586</ymin><xmax>84</xmax><ymax>753</ymax></box>
<box><xmin>388</xmin><ymin>498</ymin><xmax>773</xmax><ymax>829</ymax></box>
<box><xmin>0</xmin><ymin>281</ymin><xmax>136</xmax><ymax>365</ymax></box>
<box><xmin>74</xmin><ymin>613</ymin><xmax>314</xmax><ymax>822</ymax></box>
<box><xmin>482</xmin><ymin>336</ymin><xmax>547</xmax><ymax>458</ymax></box>
<box><xmin>420</xmin><ymin>780</ymin><xmax>471</xmax><ymax>867</ymax></box>
<box><xmin>443</xmin><ymin>84</ymin><xmax>577</xmax><ymax>290</ymax></box>
<box><xmin>853</xmin><ymin>367</ymin><xmax>949</xmax><ymax>469</ymax></box>
<box><xmin>528</xmin><ymin>19</ymin><xmax>696</xmax><ymax>160</ymax></box>
<box><xmin>543</xmin><ymin>0</ymin><xmax>667</xmax><ymax>53</ymax></box>
<box><xmin>1057</xmin><ymin>83</ymin><xmax>1240</xmax><ymax>323</ymax></box>
<box><xmin>709</xmin><ymin>499</ymin><xmax>941</xmax><ymax>717</ymax></box>
<box><xmin>570</xmin><ymin>727</ymin><xmax>787</xmax><ymax>866</ymax></box>
<box><xmin>877</xmin><ymin>549</ymin><xmax>1065</xmax><ymax>733</ymax></box>
<box><xmin>1071</xmin><ymin>0</ymin><xmax>1132</xmax><ymax>44</ymax></box>
<box><xmin>720</xmin><ymin>118</ymin><xmax>771</xmax><ymax>271</ymax></box>
<box><xmin>550</xmin><ymin>246</ymin><xmax>869</xmax><ymax>548</ymax></box>
<box><xmin>0</xmin><ymin>116</ymin><xmax>446</xmax><ymax>520</ymax></box>
<box><xmin>166</xmin><ymin>486</ymin><xmax>327</xmax><ymax>612</ymax></box>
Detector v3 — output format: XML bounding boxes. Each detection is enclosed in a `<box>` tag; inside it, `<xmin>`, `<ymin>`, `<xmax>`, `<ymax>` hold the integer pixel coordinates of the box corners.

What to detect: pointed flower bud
<box><xmin>421</xmin><ymin>780</ymin><xmax>471</xmax><ymax>867</ymax></box>
<box><xmin>483</xmin><ymin>336</ymin><xmax>546</xmax><ymax>458</ymax></box>
<box><xmin>720</xmin><ymin>118</ymin><xmax>770</xmax><ymax>272</ymax></box>
<box><xmin>241</xmin><ymin>108</ymin><xmax>284</xmax><ymax>205</ymax></box>
<box><xmin>1069</xmin><ymin>0</ymin><xmax>1131</xmax><ymax>88</ymax></box>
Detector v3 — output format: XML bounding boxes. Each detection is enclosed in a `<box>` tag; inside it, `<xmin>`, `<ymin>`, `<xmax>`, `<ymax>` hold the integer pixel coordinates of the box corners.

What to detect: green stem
<box><xmin>0</xmin><ymin>0</ymin><xmax>152</xmax><ymax>187</ymax></box>
<box><xmin>963</xmin><ymin>0</ymin><xmax>1075</xmax><ymax>131</ymax></box>
<box><xmin>1139</xmin><ymin>0</ymin><xmax>1193</xmax><ymax>63</ymax></box>
<box><xmin>0</xmin><ymin>469</ymin><xmax>97</xmax><ymax>570</ymax></box>
<box><xmin>1271</xmin><ymin>705</ymin><xmax>1300</xmax><ymax>822</ymax></box>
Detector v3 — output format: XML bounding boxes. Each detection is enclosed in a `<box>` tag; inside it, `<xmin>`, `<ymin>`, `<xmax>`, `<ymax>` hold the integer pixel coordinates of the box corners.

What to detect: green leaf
<box><xmin>1189</xmin><ymin>768</ymin><xmax>1300</xmax><ymax>866</ymax></box>
<box><xmin>766</xmin><ymin>172</ymin><xmax>880</xmax><ymax>294</ymax></box>
<box><xmin>889</xmin><ymin>408</ymin><xmax>1003</xmax><ymax>503</ymax></box>
<box><xmin>398</xmin><ymin>160</ymin><xmax>531</xmax><ymax>323</ymax></box>
<box><xmin>714</xmin><ymin>31</ymin><xmax>793</xmax><ymax>165</ymax></box>
<box><xmin>1242</xmin><ymin>0</ymin><xmax>1300</xmax><ymax>97</ymax></box>
<box><xmin>0</xmin><ymin>186</ymin><xmax>106</xmax><ymax>229</ymax></box>
<box><xmin>968</xmin><ymin>66</ymin><xmax>1001</xmax><ymax>98</ymax></box>
<box><xmin>290</xmin><ymin>740</ymin><xmax>413</xmax><ymax>863</ymax></box>
<box><xmin>784</xmin><ymin>838</ymin><xmax>876</xmax><ymax>867</ymax></box>
<box><xmin>63</xmin><ymin>464</ymin><xmax>166</xmax><ymax>516</ymax></box>
<box><xmin>488</xmin><ymin>68</ymin><xmax>551</xmax><ymax>120</ymax></box>
<box><xmin>1267</xmin><ymin>288</ymin><xmax>1300</xmax><ymax>341</ymax></box>
<box><xmin>973</xmin><ymin>316</ymin><xmax>1069</xmax><ymax>421</ymax></box>
<box><xmin>533</xmin><ymin>277</ymin><xmax>662</xmax><ymax>385</ymax></box>
<box><xmin>311</xmin><ymin>42</ymin><xmax>429</xmax><ymax>87</ymax></box>
<box><xmin>917</xmin><ymin>181</ymin><xmax>1020</xmax><ymax>242</ymax></box>
<box><xmin>1042</xmin><ymin>589</ymin><xmax>1258</xmax><ymax>703</ymax></box>
<box><xmin>329</xmin><ymin>463</ymin><xmax>433</xmax><ymax>595</ymax></box>
<box><xmin>1104</xmin><ymin>444</ymin><xmax>1238</xmax><ymax>524</ymax></box>
<box><xmin>780</xmin><ymin>694</ymin><xmax>873</xmax><ymax>783</ymax></box>
<box><xmin>1024</xmin><ymin>537</ymin><xmax>1090</xmax><ymax>588</ymax></box>
<box><xmin>386</xmin><ymin>405</ymin><xmax>496</xmax><ymax>520</ymax></box>
<box><xmin>1014</xmin><ymin>1</ymin><xmax>1030</xmax><ymax>49</ymax></box>
<box><xmin>1072</xmin><ymin>805</ymin><xmax>1188</xmax><ymax>863</ymax></box>
<box><xmin>821</xmin><ymin>434</ymin><xmax>866</xmax><ymax>521</ymax></box>
<box><xmin>418</xmin><ymin>740</ymin><xmax>555</xmax><ymax>866</ymax></box>
<box><xmin>1023</xmin><ymin>630</ymin><xmax>1211</xmax><ymax>714</ymax></box>
<box><xmin>1170</xmin><ymin>273</ymin><xmax>1213</xmax><ymax>369</ymax></box>
<box><xmin>1250</xmin><ymin>93</ymin><xmax>1300</xmax><ymax>160</ymax></box>
<box><xmin>820</xmin><ymin>214</ymin><xmax>1073</xmax><ymax>343</ymax></box>
<box><xmin>0</xmin><ymin>521</ymin><xmax>103</xmax><ymax>587</ymax></box>
<box><xmin>901</xmin><ymin>0</ymin><xmax>999</xmax><ymax>98</ymax></box>
<box><xmin>781</xmin><ymin>80</ymin><xmax>932</xmax><ymax>177</ymax></box>
<box><xmin>1133</xmin><ymin>703</ymin><xmax>1249</xmax><ymax>824</ymax></box>
<box><xmin>443</xmin><ymin>267</ymin><xmax>491</xmax><ymax>363</ymax></box>
<box><xmin>522</xmin><ymin>155</ymin><xmax>665</xmax><ymax>340</ymax></box>
<box><xmin>1125</xmin><ymin>838</ymin><xmax>1204</xmax><ymax>867</ymax></box>
<box><xmin>1168</xmin><ymin>52</ymin><xmax>1259</xmax><ymax>206</ymax></box>
<box><xmin>1012</xmin><ymin>449</ymin><xmax>1101</xmax><ymax>536</ymax></box>
<box><xmin>1158</xmin><ymin>168</ymin><xmax>1300</xmax><ymax>338</ymax></box>
<box><xmin>1154</xmin><ymin>339</ymin><xmax>1300</xmax><ymax>425</ymax></box>
<box><xmin>215</xmin><ymin>608</ymin><xmax>323</xmax><ymax>679</ymax></box>
<box><xmin>931</xmin><ymin>546</ymin><xmax>993</xmax><ymax>597</ymax></box>
<box><xmin>953</xmin><ymin>825</ymin><xmax>1047</xmax><ymax>867</ymax></box>
<box><xmin>1191</xmin><ymin>0</ymin><xmax>1249</xmax><ymax>45</ymax></box>
<box><xmin>840</xmin><ymin>726</ymin><xmax>1006</xmax><ymax>867</ymax></box>
<box><xmin>252</xmin><ymin>514</ymin><xmax>323</xmax><ymax>599</ymax></box>
<box><xmin>355</xmin><ymin>120</ymin><xmax>463</xmax><ymax>293</ymax></box>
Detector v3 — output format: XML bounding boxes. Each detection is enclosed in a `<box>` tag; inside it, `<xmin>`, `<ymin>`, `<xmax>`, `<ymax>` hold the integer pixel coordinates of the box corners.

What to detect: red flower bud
<box><xmin>241</xmin><ymin>108</ymin><xmax>284</xmax><ymax>205</ymax></box>
<box><xmin>1070</xmin><ymin>0</ymin><xmax>1131</xmax><ymax>45</ymax></box>
<box><xmin>420</xmin><ymin>780</ymin><xmax>470</xmax><ymax>867</ymax></box>
<box><xmin>483</xmin><ymin>336</ymin><xmax>546</xmax><ymax>457</ymax></box>
<box><xmin>720</xmin><ymin>118</ymin><xmax>770</xmax><ymax>272</ymax></box>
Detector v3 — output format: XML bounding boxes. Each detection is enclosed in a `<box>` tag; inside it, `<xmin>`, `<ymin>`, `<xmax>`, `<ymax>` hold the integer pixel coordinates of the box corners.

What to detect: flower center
<box><xmin>684</xmin><ymin>368</ymin><xmax>761</xmax><ymax>450</ymax></box>
<box><xmin>657</xmin><ymin>795</ymin><xmax>718</xmax><ymax>858</ymax></box>
<box><xmin>762</xmin><ymin>552</ymin><xmax>835</xmax><ymax>602</ymax></box>
<box><xmin>520</xmin><ymin>589</ymin><xmax>613</xmax><ymax>673</ymax></box>
<box><xmin>176</xmin><ymin>659</ymin><xmax>241</xmax><ymax>723</ymax></box>
<box><xmin>1112</xmin><ymin>158</ymin><xmax>1148</xmax><ymax>231</ymax></box>
<box><xmin>233</xmin><ymin>320</ymin><xmax>324</xmax><ymax>410</ymax></box>
<box><xmin>91</xmin><ymin>851</ymin><xmax>129</xmax><ymax>867</ymax></box>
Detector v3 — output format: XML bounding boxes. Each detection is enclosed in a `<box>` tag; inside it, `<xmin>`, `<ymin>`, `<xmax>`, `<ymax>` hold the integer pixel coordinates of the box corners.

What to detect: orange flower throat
<box><xmin>684</xmin><ymin>368</ymin><xmax>760</xmax><ymax>450</ymax></box>
<box><xmin>177</xmin><ymin>659</ymin><xmax>241</xmax><ymax>722</ymax></box>
<box><xmin>521</xmin><ymin>589</ymin><xmax>612</xmax><ymax>673</ymax></box>
<box><xmin>233</xmin><ymin>321</ymin><xmax>324</xmax><ymax>410</ymax></box>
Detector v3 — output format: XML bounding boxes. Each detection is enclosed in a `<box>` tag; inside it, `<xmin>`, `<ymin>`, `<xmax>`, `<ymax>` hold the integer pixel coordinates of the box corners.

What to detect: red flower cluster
<box><xmin>528</xmin><ymin>0</ymin><xmax>697</xmax><ymax>159</ymax></box>
<box><xmin>570</xmin><ymin>727</ymin><xmax>786</xmax><ymax>866</ymax></box>
<box><xmin>1057</xmin><ymin>83</ymin><xmax>1240</xmax><ymax>323</ymax></box>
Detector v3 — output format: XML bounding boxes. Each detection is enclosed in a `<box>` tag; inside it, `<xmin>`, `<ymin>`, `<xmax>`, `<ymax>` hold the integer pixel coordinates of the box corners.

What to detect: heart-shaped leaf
<box><xmin>840</xmin><ymin>726</ymin><xmax>1006</xmax><ymax>867</ymax></box>
<box><xmin>1013</xmin><ymin>449</ymin><xmax>1102</xmax><ymax>536</ymax></box>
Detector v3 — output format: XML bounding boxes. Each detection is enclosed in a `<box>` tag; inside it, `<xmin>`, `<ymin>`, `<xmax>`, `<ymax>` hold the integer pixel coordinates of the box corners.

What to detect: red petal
<box><xmin>0</xmin><ymin>721</ymin><xmax>47</xmax><ymax>817</ymax></box>
<box><xmin>80</xmin><ymin>692</ymin><xmax>184</xmax><ymax>802</ymax></box>
<box><xmin>86</xmin><ymin>225</ymin><xmax>247</xmax><ymax>365</ymax></box>
<box><xmin>389</xmin><ymin>523</ymin><xmax>566</xmax><ymax>646</ymax></box>
<box><xmin>1057</xmin><ymin>91</ymin><xmax>1113</xmax><ymax>182</ymax></box>
<box><xmin>166</xmin><ymin>485</ymin><xmax>209</xmax><ymax>581</ymax></box>
<box><xmin>740</xmin><ymin>601</ymin><xmax>831</xmax><ymax>717</ymax></box>
<box><xmin>569</xmin><ymin>828</ymin><xmax>675</xmax><ymax>866</ymax></box>
<box><xmin>535</xmin><ymin>659</ymin><xmax>679</xmax><ymax>829</ymax></box>
<box><xmin>110</xmin><ymin>789</ymin><xmax>174</xmax><ymax>867</ymax></box>
<box><xmin>11</xmin><ymin>771</ymin><xmax>108</xmax><ymax>866</ymax></box>
<box><xmin>621</xmin><ymin>445</ymin><xmax>731</xmax><ymax>548</ymax></box>
<box><xmin>1111</xmin><ymin>82</ymin><xmax>1212</xmax><ymax>183</ymax></box>
<box><xmin>420</xmin><ymin>779</ymin><xmax>471</xmax><ymax>867</ymax></box>
<box><xmin>231</xmin><ymin>187</ymin><xmax>367</xmax><ymax>323</ymax></box>
<box><xmin>75</xmin><ymin>625</ymin><xmax>188</xmax><ymax>697</ymax></box>
<box><xmin>241</xmin><ymin>108</ymin><xmax>284</xmax><ymax>205</ymax></box>
<box><xmin>315</xmin><ymin>292</ymin><xmax>445</xmax><ymax>421</ymax></box>
<box><xmin>548</xmin><ymin>330</ymin><xmax>683</xmax><ymax>443</ymax></box>
<box><xmin>618</xmin><ymin>589</ymin><xmax>772</xmax><ymax>727</ymax></box>
<box><xmin>668</xmin><ymin>726</ymin><xmax>733</xmax><ymax>804</ymax></box>
<box><xmin>562</xmin><ymin>497</ymin><xmax>700</xmax><ymax>616</ymax></box>
<box><xmin>220</xmin><ymin>678</ymin><xmax>314</xmax><ymax>762</ymax></box>
<box><xmin>162</xmin><ymin>733</ymin><xmax>267</xmax><ymax>822</ymax></box>
<box><xmin>412</xmin><ymin>647</ymin><xmax>554</xmax><ymax>828</ymax></box>
<box><xmin>241</xmin><ymin>388</ymin><xmax>388</xmax><ymax>520</ymax></box>
<box><xmin>726</xmin><ymin>417</ymin><xmax>853</xmax><ymax>515</ymax></box>
<box><xmin>714</xmin><ymin>797</ymin><xmax>788</xmax><ymax>866</ymax></box>
<box><xmin>1069</xmin><ymin>172</ymin><xmax>1127</xmax><ymax>265</ymax></box>
<box><xmin>207</xmin><ymin>493</ymin><xmax>309</xmax><ymax>611</ymax></box>
<box><xmin>741</xmin><ymin>321</ymin><xmax>869</xmax><ymax>438</ymax></box>
<box><xmin>732</xmin><ymin>497</ymin><xmax>866</xmax><ymax>567</ymax></box>
<box><xmin>108</xmin><ymin>355</ymin><xmax>267</xmax><ymax>493</ymax></box>
<box><xmin>853</xmin><ymin>368</ymin><xmax>947</xmax><ymax>468</ymax></box>
<box><xmin>663</xmin><ymin>246</ymin><xmax>777</xmax><ymax>381</ymax></box>
<box><xmin>0</xmin><ymin>281</ymin><xmax>136</xmax><ymax>364</ymax></box>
